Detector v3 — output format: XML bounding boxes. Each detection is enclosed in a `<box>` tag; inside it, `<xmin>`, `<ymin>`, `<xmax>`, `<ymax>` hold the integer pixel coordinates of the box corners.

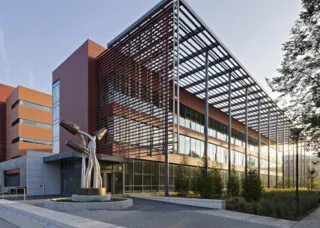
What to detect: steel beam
<box><xmin>184</xmin><ymin>66</ymin><xmax>240</xmax><ymax>89</ymax></box>
<box><xmin>282</xmin><ymin>120</ymin><xmax>285</xmax><ymax>188</ymax></box>
<box><xmin>211</xmin><ymin>89</ymin><xmax>261</xmax><ymax>106</ymax></box>
<box><xmin>228</xmin><ymin>73</ymin><xmax>232</xmax><ymax>181</ymax></box>
<box><xmin>245</xmin><ymin>87</ymin><xmax>248</xmax><ymax>176</ymax></box>
<box><xmin>207</xmin><ymin>83</ymin><xmax>256</xmax><ymax>100</ymax></box>
<box><xmin>288</xmin><ymin>125</ymin><xmax>291</xmax><ymax>188</ymax></box>
<box><xmin>258</xmin><ymin>99</ymin><xmax>261</xmax><ymax>178</ymax></box>
<box><xmin>179</xmin><ymin>26</ymin><xmax>204</xmax><ymax>43</ymax></box>
<box><xmin>219</xmin><ymin>94</ymin><xmax>262</xmax><ymax>111</ymax></box>
<box><xmin>275</xmin><ymin>115</ymin><xmax>278</xmax><ymax>188</ymax></box>
<box><xmin>268</xmin><ymin>108</ymin><xmax>270</xmax><ymax>188</ymax></box>
<box><xmin>230</xmin><ymin>101</ymin><xmax>273</xmax><ymax>116</ymax></box>
<box><xmin>181</xmin><ymin>56</ymin><xmax>230</xmax><ymax>80</ymax></box>
<box><xmin>204</xmin><ymin>51</ymin><xmax>209</xmax><ymax>173</ymax></box>
<box><xmin>180</xmin><ymin>43</ymin><xmax>218</xmax><ymax>64</ymax></box>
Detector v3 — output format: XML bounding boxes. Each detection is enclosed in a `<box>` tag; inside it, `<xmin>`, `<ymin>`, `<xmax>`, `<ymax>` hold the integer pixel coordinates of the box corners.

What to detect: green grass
<box><xmin>226</xmin><ymin>189</ymin><xmax>320</xmax><ymax>220</ymax></box>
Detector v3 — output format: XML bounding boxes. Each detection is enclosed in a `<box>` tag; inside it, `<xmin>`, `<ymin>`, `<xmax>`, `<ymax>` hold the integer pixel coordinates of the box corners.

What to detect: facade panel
<box><xmin>5</xmin><ymin>86</ymin><xmax>52</xmax><ymax>160</ymax></box>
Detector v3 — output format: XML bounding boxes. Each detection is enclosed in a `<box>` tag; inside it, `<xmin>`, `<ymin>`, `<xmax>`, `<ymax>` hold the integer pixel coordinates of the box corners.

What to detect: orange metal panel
<box><xmin>18</xmin><ymin>86</ymin><xmax>52</xmax><ymax>108</ymax></box>
<box><xmin>18</xmin><ymin>105</ymin><xmax>52</xmax><ymax>125</ymax></box>
<box><xmin>19</xmin><ymin>125</ymin><xmax>52</xmax><ymax>141</ymax></box>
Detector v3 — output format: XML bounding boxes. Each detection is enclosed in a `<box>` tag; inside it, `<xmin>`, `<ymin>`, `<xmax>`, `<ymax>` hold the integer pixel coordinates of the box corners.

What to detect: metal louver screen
<box><xmin>96</xmin><ymin>1</ymin><xmax>174</xmax><ymax>158</ymax></box>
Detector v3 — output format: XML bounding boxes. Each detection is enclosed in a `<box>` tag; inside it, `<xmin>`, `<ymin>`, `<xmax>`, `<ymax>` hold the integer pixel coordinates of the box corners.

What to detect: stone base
<box><xmin>72</xmin><ymin>194</ymin><xmax>111</xmax><ymax>202</ymax></box>
<box><xmin>45</xmin><ymin>197</ymin><xmax>133</xmax><ymax>211</ymax></box>
<box><xmin>78</xmin><ymin>188</ymin><xmax>106</xmax><ymax>195</ymax></box>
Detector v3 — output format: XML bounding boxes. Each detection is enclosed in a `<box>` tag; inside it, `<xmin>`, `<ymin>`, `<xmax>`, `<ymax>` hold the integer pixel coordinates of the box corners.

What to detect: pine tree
<box><xmin>227</xmin><ymin>168</ymin><xmax>240</xmax><ymax>197</ymax></box>
<box><xmin>242</xmin><ymin>169</ymin><xmax>263</xmax><ymax>202</ymax></box>
<box><xmin>267</xmin><ymin>0</ymin><xmax>320</xmax><ymax>147</ymax></box>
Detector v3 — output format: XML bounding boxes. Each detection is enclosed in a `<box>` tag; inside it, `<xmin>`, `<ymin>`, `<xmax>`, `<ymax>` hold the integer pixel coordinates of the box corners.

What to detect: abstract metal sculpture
<box><xmin>60</xmin><ymin>120</ymin><xmax>107</xmax><ymax>189</ymax></box>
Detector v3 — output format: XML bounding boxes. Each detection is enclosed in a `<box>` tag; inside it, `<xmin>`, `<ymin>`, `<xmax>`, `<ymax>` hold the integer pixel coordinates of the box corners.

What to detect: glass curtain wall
<box><xmin>52</xmin><ymin>80</ymin><xmax>60</xmax><ymax>153</ymax></box>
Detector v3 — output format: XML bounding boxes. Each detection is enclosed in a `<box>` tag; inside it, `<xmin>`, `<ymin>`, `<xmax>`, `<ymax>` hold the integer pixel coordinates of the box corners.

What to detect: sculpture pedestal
<box><xmin>78</xmin><ymin>188</ymin><xmax>107</xmax><ymax>196</ymax></box>
<box><xmin>72</xmin><ymin>194</ymin><xmax>111</xmax><ymax>202</ymax></box>
<box><xmin>72</xmin><ymin>187</ymin><xmax>111</xmax><ymax>202</ymax></box>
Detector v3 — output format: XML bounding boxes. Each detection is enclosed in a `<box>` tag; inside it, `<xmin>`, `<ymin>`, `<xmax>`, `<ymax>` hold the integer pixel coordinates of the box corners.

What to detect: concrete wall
<box><xmin>26</xmin><ymin>151</ymin><xmax>60</xmax><ymax>196</ymax></box>
<box><xmin>0</xmin><ymin>156</ymin><xmax>26</xmax><ymax>187</ymax></box>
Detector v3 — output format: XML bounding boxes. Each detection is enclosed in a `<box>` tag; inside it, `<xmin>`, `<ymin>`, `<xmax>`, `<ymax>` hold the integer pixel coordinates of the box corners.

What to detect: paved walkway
<box><xmin>0</xmin><ymin>200</ymin><xmax>123</xmax><ymax>228</ymax></box>
<box><xmin>0</xmin><ymin>218</ymin><xmax>17</xmax><ymax>228</ymax></box>
<box><xmin>10</xmin><ymin>197</ymin><xmax>317</xmax><ymax>228</ymax></box>
<box><xmin>294</xmin><ymin>205</ymin><xmax>320</xmax><ymax>228</ymax></box>
<box><xmin>16</xmin><ymin>197</ymin><xmax>296</xmax><ymax>228</ymax></box>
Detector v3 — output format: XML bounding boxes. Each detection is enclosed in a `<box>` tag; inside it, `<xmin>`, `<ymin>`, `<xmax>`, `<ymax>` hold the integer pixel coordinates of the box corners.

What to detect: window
<box><xmin>11</xmin><ymin>137</ymin><xmax>52</xmax><ymax>145</ymax></box>
<box><xmin>11</xmin><ymin>118</ymin><xmax>51</xmax><ymax>129</ymax></box>
<box><xmin>52</xmin><ymin>80</ymin><xmax>60</xmax><ymax>153</ymax></box>
<box><xmin>12</xmin><ymin>100</ymin><xmax>51</xmax><ymax>112</ymax></box>
<box><xmin>11</xmin><ymin>119</ymin><xmax>19</xmax><ymax>127</ymax></box>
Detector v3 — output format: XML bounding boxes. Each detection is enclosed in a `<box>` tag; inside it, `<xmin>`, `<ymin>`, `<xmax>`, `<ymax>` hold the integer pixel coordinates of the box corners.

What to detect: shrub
<box><xmin>227</xmin><ymin>168</ymin><xmax>240</xmax><ymax>197</ymax></box>
<box><xmin>195</xmin><ymin>169</ymin><xmax>223</xmax><ymax>199</ymax></box>
<box><xmin>227</xmin><ymin>189</ymin><xmax>320</xmax><ymax>220</ymax></box>
<box><xmin>242</xmin><ymin>169</ymin><xmax>263</xmax><ymax>201</ymax></box>
<box><xmin>174</xmin><ymin>165</ymin><xmax>190</xmax><ymax>197</ymax></box>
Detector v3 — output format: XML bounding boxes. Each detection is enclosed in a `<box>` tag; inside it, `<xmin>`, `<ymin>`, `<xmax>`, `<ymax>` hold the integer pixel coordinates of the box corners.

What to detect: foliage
<box><xmin>195</xmin><ymin>169</ymin><xmax>223</xmax><ymax>199</ymax></box>
<box><xmin>174</xmin><ymin>165</ymin><xmax>190</xmax><ymax>197</ymax></box>
<box><xmin>242</xmin><ymin>169</ymin><xmax>263</xmax><ymax>201</ymax></box>
<box><xmin>306</xmin><ymin>167</ymin><xmax>317</xmax><ymax>191</ymax></box>
<box><xmin>227</xmin><ymin>189</ymin><xmax>320</xmax><ymax>220</ymax></box>
<box><xmin>266</xmin><ymin>0</ymin><xmax>320</xmax><ymax>148</ymax></box>
<box><xmin>227</xmin><ymin>168</ymin><xmax>240</xmax><ymax>197</ymax></box>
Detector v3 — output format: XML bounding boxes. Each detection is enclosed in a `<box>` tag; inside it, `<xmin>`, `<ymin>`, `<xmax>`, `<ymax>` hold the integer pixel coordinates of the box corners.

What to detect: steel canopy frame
<box><xmin>101</xmin><ymin>0</ymin><xmax>296</xmax><ymax>193</ymax></box>
<box><xmin>105</xmin><ymin>0</ymin><xmax>291</xmax><ymax>151</ymax></box>
<box><xmin>174</xmin><ymin>0</ymin><xmax>291</xmax><ymax>143</ymax></box>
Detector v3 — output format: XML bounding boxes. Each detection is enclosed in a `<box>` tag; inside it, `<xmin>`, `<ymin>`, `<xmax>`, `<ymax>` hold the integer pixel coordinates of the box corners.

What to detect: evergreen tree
<box><xmin>175</xmin><ymin>165</ymin><xmax>190</xmax><ymax>197</ymax></box>
<box><xmin>195</xmin><ymin>169</ymin><xmax>223</xmax><ymax>199</ymax></box>
<box><xmin>242</xmin><ymin>169</ymin><xmax>263</xmax><ymax>202</ymax></box>
<box><xmin>267</xmin><ymin>0</ymin><xmax>320</xmax><ymax>147</ymax></box>
<box><xmin>227</xmin><ymin>168</ymin><xmax>240</xmax><ymax>197</ymax></box>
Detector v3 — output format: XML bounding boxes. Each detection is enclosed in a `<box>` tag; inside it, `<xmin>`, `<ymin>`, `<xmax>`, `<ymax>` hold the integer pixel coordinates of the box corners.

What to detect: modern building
<box><xmin>0</xmin><ymin>84</ymin><xmax>53</xmax><ymax>188</ymax></box>
<box><xmin>44</xmin><ymin>0</ymin><xmax>308</xmax><ymax>196</ymax></box>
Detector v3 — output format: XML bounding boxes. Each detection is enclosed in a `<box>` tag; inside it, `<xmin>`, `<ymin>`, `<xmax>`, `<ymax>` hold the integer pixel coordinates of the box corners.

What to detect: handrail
<box><xmin>0</xmin><ymin>186</ymin><xmax>26</xmax><ymax>200</ymax></box>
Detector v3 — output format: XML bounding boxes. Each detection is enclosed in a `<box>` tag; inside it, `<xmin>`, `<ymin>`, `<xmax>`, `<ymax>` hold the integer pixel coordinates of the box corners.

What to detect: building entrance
<box><xmin>100</xmin><ymin>163</ymin><xmax>124</xmax><ymax>194</ymax></box>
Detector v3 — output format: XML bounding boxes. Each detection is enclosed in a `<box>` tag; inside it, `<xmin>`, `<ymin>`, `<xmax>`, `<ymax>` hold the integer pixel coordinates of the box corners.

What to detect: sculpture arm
<box><xmin>79</xmin><ymin>130</ymin><xmax>95</xmax><ymax>142</ymax></box>
<box><xmin>78</xmin><ymin>134</ymin><xmax>87</xmax><ymax>147</ymax></box>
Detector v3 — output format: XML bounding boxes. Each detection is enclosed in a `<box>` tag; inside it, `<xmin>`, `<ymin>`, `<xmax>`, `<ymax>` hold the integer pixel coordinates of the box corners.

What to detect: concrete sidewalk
<box><xmin>294</xmin><ymin>206</ymin><xmax>320</xmax><ymax>228</ymax></box>
<box><xmin>0</xmin><ymin>199</ymin><xmax>124</xmax><ymax>228</ymax></box>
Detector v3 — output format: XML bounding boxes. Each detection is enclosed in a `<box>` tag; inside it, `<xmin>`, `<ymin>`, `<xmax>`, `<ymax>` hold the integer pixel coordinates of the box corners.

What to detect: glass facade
<box><xmin>52</xmin><ymin>80</ymin><xmax>60</xmax><ymax>153</ymax></box>
<box><xmin>177</xmin><ymin>103</ymin><xmax>260</xmax><ymax>152</ymax></box>
<box><xmin>124</xmin><ymin>159</ymin><xmax>232</xmax><ymax>193</ymax></box>
<box><xmin>60</xmin><ymin>158</ymin><xmax>81</xmax><ymax>195</ymax></box>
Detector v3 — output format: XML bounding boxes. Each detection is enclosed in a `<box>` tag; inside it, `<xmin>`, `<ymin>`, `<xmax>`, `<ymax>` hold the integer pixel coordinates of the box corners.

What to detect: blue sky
<box><xmin>0</xmin><ymin>0</ymin><xmax>301</xmax><ymax>97</ymax></box>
